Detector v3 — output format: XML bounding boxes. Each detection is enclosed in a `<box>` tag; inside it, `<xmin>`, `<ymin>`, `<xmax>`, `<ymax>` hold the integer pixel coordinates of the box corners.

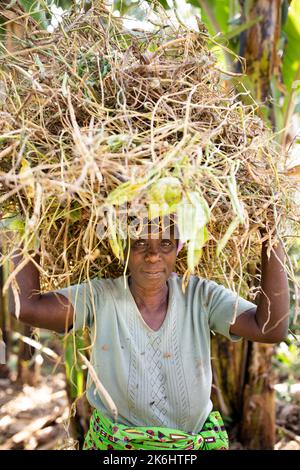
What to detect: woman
<box><xmin>9</xmin><ymin>216</ymin><xmax>289</xmax><ymax>450</ymax></box>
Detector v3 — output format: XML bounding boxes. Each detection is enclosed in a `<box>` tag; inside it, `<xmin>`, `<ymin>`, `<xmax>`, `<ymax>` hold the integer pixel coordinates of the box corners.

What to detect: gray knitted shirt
<box><xmin>56</xmin><ymin>274</ymin><xmax>255</xmax><ymax>433</ymax></box>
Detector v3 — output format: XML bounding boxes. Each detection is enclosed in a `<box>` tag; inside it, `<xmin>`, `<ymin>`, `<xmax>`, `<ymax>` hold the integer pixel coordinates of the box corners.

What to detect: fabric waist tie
<box><xmin>83</xmin><ymin>410</ymin><xmax>229</xmax><ymax>450</ymax></box>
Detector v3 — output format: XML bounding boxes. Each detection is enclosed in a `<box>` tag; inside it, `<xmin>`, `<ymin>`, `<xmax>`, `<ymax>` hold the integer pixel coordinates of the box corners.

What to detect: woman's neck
<box><xmin>128</xmin><ymin>277</ymin><xmax>168</xmax><ymax>315</ymax></box>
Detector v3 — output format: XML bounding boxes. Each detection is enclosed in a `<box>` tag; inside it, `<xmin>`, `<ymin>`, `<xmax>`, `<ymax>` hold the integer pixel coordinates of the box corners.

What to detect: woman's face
<box><xmin>127</xmin><ymin>224</ymin><xmax>177</xmax><ymax>289</ymax></box>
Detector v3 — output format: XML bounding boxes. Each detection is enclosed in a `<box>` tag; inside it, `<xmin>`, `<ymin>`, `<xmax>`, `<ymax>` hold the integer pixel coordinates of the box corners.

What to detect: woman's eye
<box><xmin>161</xmin><ymin>240</ymin><xmax>172</xmax><ymax>246</ymax></box>
<box><xmin>133</xmin><ymin>239</ymin><xmax>173</xmax><ymax>250</ymax></box>
<box><xmin>135</xmin><ymin>240</ymin><xmax>147</xmax><ymax>247</ymax></box>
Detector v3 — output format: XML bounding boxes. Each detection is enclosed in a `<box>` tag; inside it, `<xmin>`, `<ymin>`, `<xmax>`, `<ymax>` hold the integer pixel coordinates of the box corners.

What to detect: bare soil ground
<box><xmin>0</xmin><ymin>373</ymin><xmax>71</xmax><ymax>450</ymax></box>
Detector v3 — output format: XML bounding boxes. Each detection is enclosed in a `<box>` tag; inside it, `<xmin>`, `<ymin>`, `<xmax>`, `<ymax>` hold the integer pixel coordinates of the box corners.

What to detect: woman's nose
<box><xmin>145</xmin><ymin>253</ymin><xmax>160</xmax><ymax>263</ymax></box>
<box><xmin>144</xmin><ymin>243</ymin><xmax>160</xmax><ymax>261</ymax></box>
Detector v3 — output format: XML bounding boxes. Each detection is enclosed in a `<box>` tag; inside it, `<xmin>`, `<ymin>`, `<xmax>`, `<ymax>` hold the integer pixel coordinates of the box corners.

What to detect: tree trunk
<box><xmin>239</xmin><ymin>0</ymin><xmax>282</xmax><ymax>122</ymax></box>
<box><xmin>211</xmin><ymin>336</ymin><xmax>247</xmax><ymax>420</ymax></box>
<box><xmin>239</xmin><ymin>343</ymin><xmax>276</xmax><ymax>449</ymax></box>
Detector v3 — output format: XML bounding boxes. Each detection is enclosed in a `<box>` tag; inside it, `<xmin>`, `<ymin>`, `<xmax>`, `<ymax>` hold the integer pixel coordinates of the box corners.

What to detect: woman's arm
<box><xmin>229</xmin><ymin>238</ymin><xmax>290</xmax><ymax>343</ymax></box>
<box><xmin>9</xmin><ymin>248</ymin><xmax>74</xmax><ymax>333</ymax></box>
<box><xmin>255</xmin><ymin>239</ymin><xmax>290</xmax><ymax>340</ymax></box>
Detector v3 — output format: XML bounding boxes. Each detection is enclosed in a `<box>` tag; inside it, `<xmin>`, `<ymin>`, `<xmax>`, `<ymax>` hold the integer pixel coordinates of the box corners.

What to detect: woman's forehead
<box><xmin>130</xmin><ymin>217</ymin><xmax>179</xmax><ymax>240</ymax></box>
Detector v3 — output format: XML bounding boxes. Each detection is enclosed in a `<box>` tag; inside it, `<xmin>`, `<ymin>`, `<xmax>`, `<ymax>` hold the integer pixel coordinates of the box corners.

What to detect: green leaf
<box><xmin>148</xmin><ymin>200</ymin><xmax>181</xmax><ymax>220</ymax></box>
<box><xmin>176</xmin><ymin>192</ymin><xmax>210</xmax><ymax>244</ymax></box>
<box><xmin>195</xmin><ymin>0</ymin><xmax>230</xmax><ymax>35</ymax></box>
<box><xmin>107</xmin><ymin>205</ymin><xmax>124</xmax><ymax>262</ymax></box>
<box><xmin>115</xmin><ymin>0</ymin><xmax>140</xmax><ymax>15</ymax></box>
<box><xmin>227</xmin><ymin>163</ymin><xmax>245</xmax><ymax>224</ymax></box>
<box><xmin>270</xmin><ymin>75</ymin><xmax>284</xmax><ymax>133</ymax></box>
<box><xmin>282</xmin><ymin>0</ymin><xmax>300</xmax><ymax>92</ymax></box>
<box><xmin>33</xmin><ymin>54</ymin><xmax>46</xmax><ymax>77</ymax></box>
<box><xmin>109</xmin><ymin>236</ymin><xmax>124</xmax><ymax>262</ymax></box>
<box><xmin>19</xmin><ymin>0</ymin><xmax>49</xmax><ymax>29</ymax></box>
<box><xmin>222</xmin><ymin>16</ymin><xmax>263</xmax><ymax>41</ymax></box>
<box><xmin>106</xmin><ymin>180</ymin><xmax>146</xmax><ymax>206</ymax></box>
<box><xmin>107</xmin><ymin>134</ymin><xmax>131</xmax><ymax>152</ymax></box>
<box><xmin>57</xmin><ymin>0</ymin><xmax>73</xmax><ymax>9</ymax></box>
<box><xmin>281</xmin><ymin>0</ymin><xmax>290</xmax><ymax>28</ymax></box>
<box><xmin>148</xmin><ymin>177</ymin><xmax>182</xmax><ymax>205</ymax></box>
<box><xmin>176</xmin><ymin>192</ymin><xmax>210</xmax><ymax>271</ymax></box>
<box><xmin>147</xmin><ymin>177</ymin><xmax>182</xmax><ymax>219</ymax></box>
<box><xmin>67</xmin><ymin>205</ymin><xmax>82</xmax><ymax>223</ymax></box>
<box><xmin>216</xmin><ymin>216</ymin><xmax>240</xmax><ymax>257</ymax></box>
<box><xmin>64</xmin><ymin>334</ymin><xmax>85</xmax><ymax>399</ymax></box>
<box><xmin>0</xmin><ymin>215</ymin><xmax>25</xmax><ymax>234</ymax></box>
<box><xmin>187</xmin><ymin>225</ymin><xmax>208</xmax><ymax>272</ymax></box>
<box><xmin>230</xmin><ymin>75</ymin><xmax>258</xmax><ymax>107</ymax></box>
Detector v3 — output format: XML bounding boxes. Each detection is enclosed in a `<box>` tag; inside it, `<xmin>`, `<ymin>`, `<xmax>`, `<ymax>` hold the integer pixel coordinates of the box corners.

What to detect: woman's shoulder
<box><xmin>94</xmin><ymin>275</ymin><xmax>131</xmax><ymax>301</ymax></box>
<box><xmin>86</xmin><ymin>275</ymin><xmax>125</xmax><ymax>294</ymax></box>
<box><xmin>170</xmin><ymin>273</ymin><xmax>223</xmax><ymax>306</ymax></box>
<box><xmin>169</xmin><ymin>272</ymin><xmax>215</xmax><ymax>291</ymax></box>
<box><xmin>69</xmin><ymin>276</ymin><xmax>124</xmax><ymax>302</ymax></box>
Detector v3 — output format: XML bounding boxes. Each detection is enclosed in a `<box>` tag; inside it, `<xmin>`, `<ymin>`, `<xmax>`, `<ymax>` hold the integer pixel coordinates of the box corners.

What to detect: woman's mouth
<box><xmin>143</xmin><ymin>271</ymin><xmax>164</xmax><ymax>278</ymax></box>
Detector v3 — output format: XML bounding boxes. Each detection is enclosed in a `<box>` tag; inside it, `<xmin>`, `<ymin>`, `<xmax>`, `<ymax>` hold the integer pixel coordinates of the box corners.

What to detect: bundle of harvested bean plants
<box><xmin>0</xmin><ymin>2</ymin><xmax>298</xmax><ymax>309</ymax></box>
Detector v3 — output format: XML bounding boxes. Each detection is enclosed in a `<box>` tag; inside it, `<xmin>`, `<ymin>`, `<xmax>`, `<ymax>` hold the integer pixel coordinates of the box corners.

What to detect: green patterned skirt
<box><xmin>83</xmin><ymin>410</ymin><xmax>229</xmax><ymax>450</ymax></box>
